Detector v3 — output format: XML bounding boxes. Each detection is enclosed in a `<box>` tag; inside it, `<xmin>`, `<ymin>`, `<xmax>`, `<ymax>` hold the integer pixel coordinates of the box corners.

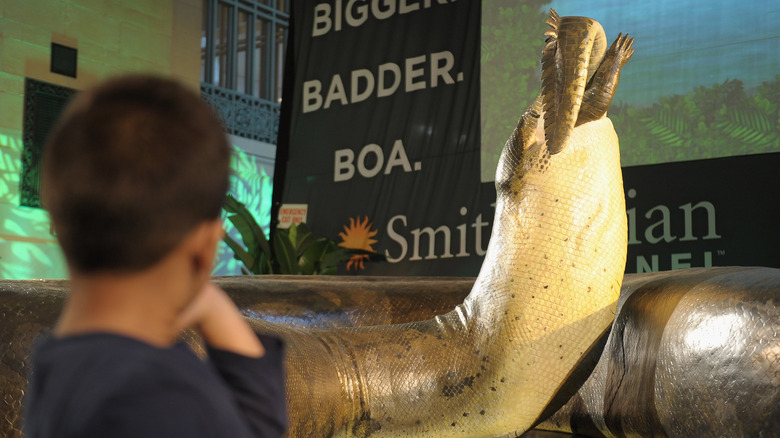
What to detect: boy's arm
<box><xmin>207</xmin><ymin>334</ymin><xmax>288</xmax><ymax>437</ymax></box>
<box><xmin>177</xmin><ymin>282</ymin><xmax>264</xmax><ymax>357</ymax></box>
<box><xmin>86</xmin><ymin>370</ymin><xmax>285</xmax><ymax>438</ymax></box>
<box><xmin>176</xmin><ymin>282</ymin><xmax>288</xmax><ymax>437</ymax></box>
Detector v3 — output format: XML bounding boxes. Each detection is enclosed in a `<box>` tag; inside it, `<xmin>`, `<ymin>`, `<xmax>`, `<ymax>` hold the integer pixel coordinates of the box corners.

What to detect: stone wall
<box><xmin>0</xmin><ymin>0</ymin><xmax>202</xmax><ymax>279</ymax></box>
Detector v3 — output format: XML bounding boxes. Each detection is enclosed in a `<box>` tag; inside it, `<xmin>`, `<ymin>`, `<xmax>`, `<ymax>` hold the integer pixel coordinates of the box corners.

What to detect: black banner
<box><xmin>622</xmin><ymin>152</ymin><xmax>780</xmax><ymax>273</ymax></box>
<box><xmin>278</xmin><ymin>0</ymin><xmax>486</xmax><ymax>275</ymax></box>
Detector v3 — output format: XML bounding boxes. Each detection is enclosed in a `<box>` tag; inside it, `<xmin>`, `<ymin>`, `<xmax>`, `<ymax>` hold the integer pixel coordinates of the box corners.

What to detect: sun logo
<box><xmin>338</xmin><ymin>216</ymin><xmax>378</xmax><ymax>271</ymax></box>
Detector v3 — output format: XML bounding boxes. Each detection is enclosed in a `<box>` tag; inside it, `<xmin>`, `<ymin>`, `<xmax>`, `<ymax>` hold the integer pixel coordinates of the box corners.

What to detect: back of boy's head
<box><xmin>43</xmin><ymin>75</ymin><xmax>231</xmax><ymax>274</ymax></box>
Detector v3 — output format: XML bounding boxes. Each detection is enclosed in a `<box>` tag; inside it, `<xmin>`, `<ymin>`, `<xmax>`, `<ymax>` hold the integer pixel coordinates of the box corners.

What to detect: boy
<box><xmin>24</xmin><ymin>75</ymin><xmax>287</xmax><ymax>437</ymax></box>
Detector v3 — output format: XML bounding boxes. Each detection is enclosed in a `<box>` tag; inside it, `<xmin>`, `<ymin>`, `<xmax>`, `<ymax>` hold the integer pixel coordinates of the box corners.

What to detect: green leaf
<box><xmin>286</xmin><ymin>223</ymin><xmax>298</xmax><ymax>250</ymax></box>
<box><xmin>274</xmin><ymin>230</ymin><xmax>299</xmax><ymax>275</ymax></box>
<box><xmin>223</xmin><ymin>234</ymin><xmax>255</xmax><ymax>272</ymax></box>
<box><xmin>319</xmin><ymin>244</ymin><xmax>351</xmax><ymax>272</ymax></box>
<box><xmin>256</xmin><ymin>251</ymin><xmax>274</xmax><ymax>275</ymax></box>
<box><xmin>227</xmin><ymin>214</ymin><xmax>257</xmax><ymax>250</ymax></box>
<box><xmin>292</xmin><ymin>223</ymin><xmax>316</xmax><ymax>256</ymax></box>
<box><xmin>298</xmin><ymin>238</ymin><xmax>330</xmax><ymax>275</ymax></box>
<box><xmin>642</xmin><ymin>108</ymin><xmax>688</xmax><ymax>148</ymax></box>
<box><xmin>716</xmin><ymin>108</ymin><xmax>777</xmax><ymax>146</ymax></box>
<box><xmin>224</xmin><ymin>194</ymin><xmax>271</xmax><ymax>261</ymax></box>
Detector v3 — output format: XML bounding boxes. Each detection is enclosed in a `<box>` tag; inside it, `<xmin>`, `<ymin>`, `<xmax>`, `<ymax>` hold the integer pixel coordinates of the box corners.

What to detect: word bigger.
<box><xmin>311</xmin><ymin>0</ymin><xmax>456</xmax><ymax>37</ymax></box>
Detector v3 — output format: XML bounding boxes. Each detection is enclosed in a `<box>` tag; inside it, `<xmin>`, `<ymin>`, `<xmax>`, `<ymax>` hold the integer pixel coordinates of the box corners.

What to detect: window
<box><xmin>201</xmin><ymin>0</ymin><xmax>288</xmax><ymax>103</ymax></box>
<box><xmin>21</xmin><ymin>78</ymin><xmax>77</xmax><ymax>208</ymax></box>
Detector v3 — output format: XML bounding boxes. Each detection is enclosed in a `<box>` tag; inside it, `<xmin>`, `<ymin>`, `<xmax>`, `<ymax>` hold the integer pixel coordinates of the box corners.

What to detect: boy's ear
<box><xmin>189</xmin><ymin>219</ymin><xmax>224</xmax><ymax>277</ymax></box>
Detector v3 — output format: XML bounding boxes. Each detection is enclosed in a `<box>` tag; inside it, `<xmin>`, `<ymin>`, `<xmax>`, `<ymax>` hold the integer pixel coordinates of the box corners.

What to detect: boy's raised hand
<box><xmin>176</xmin><ymin>282</ymin><xmax>265</xmax><ymax>358</ymax></box>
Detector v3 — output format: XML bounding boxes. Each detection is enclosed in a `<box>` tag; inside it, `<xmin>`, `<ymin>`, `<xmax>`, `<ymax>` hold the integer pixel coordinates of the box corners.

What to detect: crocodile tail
<box><xmin>541</xmin><ymin>10</ymin><xmax>607</xmax><ymax>155</ymax></box>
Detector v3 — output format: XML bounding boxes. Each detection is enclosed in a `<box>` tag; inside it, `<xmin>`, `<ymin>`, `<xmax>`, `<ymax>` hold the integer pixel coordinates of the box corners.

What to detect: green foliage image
<box><xmin>612</xmin><ymin>76</ymin><xmax>780</xmax><ymax>166</ymax></box>
<box><xmin>480</xmin><ymin>1</ymin><xmax>551</xmax><ymax>181</ymax></box>
<box><xmin>480</xmin><ymin>1</ymin><xmax>779</xmax><ymax>174</ymax></box>
<box><xmin>212</xmin><ymin>144</ymin><xmax>274</xmax><ymax>275</ymax></box>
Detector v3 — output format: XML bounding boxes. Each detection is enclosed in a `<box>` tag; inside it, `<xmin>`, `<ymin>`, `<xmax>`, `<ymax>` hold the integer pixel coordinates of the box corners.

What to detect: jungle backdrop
<box><xmin>481</xmin><ymin>0</ymin><xmax>780</xmax><ymax>180</ymax></box>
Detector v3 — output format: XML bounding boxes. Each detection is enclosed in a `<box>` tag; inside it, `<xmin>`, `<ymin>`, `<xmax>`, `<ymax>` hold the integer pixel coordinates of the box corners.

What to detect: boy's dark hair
<box><xmin>42</xmin><ymin>75</ymin><xmax>231</xmax><ymax>274</ymax></box>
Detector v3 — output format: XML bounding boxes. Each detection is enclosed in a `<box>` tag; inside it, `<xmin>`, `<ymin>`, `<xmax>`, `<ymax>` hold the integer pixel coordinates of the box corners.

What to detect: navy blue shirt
<box><xmin>24</xmin><ymin>333</ymin><xmax>287</xmax><ymax>437</ymax></box>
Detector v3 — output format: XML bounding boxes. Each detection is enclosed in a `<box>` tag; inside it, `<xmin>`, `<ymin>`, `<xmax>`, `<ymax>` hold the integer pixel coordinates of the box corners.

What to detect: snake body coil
<box><xmin>244</xmin><ymin>10</ymin><xmax>635</xmax><ymax>436</ymax></box>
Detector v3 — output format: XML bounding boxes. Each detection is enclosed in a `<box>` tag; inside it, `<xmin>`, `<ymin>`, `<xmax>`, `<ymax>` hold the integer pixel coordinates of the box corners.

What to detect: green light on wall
<box><xmin>0</xmin><ymin>129</ymin><xmax>66</xmax><ymax>279</ymax></box>
<box><xmin>212</xmin><ymin>144</ymin><xmax>274</xmax><ymax>276</ymax></box>
<box><xmin>1</xmin><ymin>130</ymin><xmax>274</xmax><ymax>279</ymax></box>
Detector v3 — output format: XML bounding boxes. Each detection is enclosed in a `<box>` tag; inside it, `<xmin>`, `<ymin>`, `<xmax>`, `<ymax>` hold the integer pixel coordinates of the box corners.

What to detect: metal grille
<box><xmin>20</xmin><ymin>79</ymin><xmax>77</xmax><ymax>208</ymax></box>
<box><xmin>201</xmin><ymin>82</ymin><xmax>280</xmax><ymax>144</ymax></box>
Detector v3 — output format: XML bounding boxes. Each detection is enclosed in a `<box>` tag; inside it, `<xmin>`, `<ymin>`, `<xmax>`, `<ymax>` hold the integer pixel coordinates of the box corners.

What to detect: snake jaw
<box><xmin>541</xmin><ymin>9</ymin><xmax>607</xmax><ymax>155</ymax></box>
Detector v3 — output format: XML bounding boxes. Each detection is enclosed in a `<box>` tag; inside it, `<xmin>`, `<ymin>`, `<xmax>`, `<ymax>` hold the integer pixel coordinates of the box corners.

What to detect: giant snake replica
<box><xmin>1</xmin><ymin>10</ymin><xmax>779</xmax><ymax>437</ymax></box>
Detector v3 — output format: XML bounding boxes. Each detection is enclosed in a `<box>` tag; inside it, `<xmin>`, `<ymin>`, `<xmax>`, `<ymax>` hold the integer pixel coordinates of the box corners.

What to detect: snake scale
<box><xmin>1</xmin><ymin>9</ymin><xmax>778</xmax><ymax>437</ymax></box>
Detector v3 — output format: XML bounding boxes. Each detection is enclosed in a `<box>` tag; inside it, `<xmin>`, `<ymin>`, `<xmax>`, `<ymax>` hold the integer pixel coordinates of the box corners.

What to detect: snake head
<box><xmin>541</xmin><ymin>9</ymin><xmax>611</xmax><ymax>155</ymax></box>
